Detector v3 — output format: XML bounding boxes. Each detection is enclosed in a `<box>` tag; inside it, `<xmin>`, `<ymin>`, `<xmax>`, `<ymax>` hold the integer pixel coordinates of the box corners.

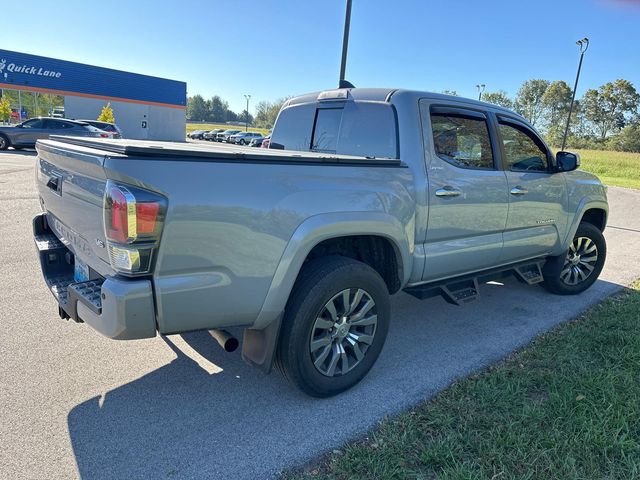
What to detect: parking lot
<box><xmin>1</xmin><ymin>149</ymin><xmax>639</xmax><ymax>480</ymax></box>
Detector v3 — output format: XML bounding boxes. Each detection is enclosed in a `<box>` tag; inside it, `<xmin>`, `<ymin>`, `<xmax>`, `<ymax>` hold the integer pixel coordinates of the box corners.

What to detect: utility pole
<box><xmin>476</xmin><ymin>84</ymin><xmax>486</xmax><ymax>101</ymax></box>
<box><xmin>244</xmin><ymin>94</ymin><xmax>251</xmax><ymax>132</ymax></box>
<box><xmin>339</xmin><ymin>0</ymin><xmax>352</xmax><ymax>88</ymax></box>
<box><xmin>561</xmin><ymin>38</ymin><xmax>589</xmax><ymax>151</ymax></box>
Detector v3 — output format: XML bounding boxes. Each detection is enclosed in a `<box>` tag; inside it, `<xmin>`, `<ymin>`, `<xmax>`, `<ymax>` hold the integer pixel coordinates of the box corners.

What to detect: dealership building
<box><xmin>0</xmin><ymin>49</ymin><xmax>186</xmax><ymax>141</ymax></box>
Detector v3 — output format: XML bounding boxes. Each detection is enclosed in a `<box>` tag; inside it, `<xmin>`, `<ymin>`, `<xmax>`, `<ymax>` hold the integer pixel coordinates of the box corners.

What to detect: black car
<box><xmin>189</xmin><ymin>130</ymin><xmax>208</xmax><ymax>140</ymax></box>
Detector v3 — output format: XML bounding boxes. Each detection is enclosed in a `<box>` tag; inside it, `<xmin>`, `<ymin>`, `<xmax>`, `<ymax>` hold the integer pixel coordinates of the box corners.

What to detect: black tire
<box><xmin>0</xmin><ymin>134</ymin><xmax>9</xmax><ymax>151</ymax></box>
<box><xmin>542</xmin><ymin>222</ymin><xmax>606</xmax><ymax>295</ymax></box>
<box><xmin>276</xmin><ymin>256</ymin><xmax>390</xmax><ymax>397</ymax></box>
<box><xmin>239</xmin><ymin>139</ymin><xmax>246</xmax><ymax>145</ymax></box>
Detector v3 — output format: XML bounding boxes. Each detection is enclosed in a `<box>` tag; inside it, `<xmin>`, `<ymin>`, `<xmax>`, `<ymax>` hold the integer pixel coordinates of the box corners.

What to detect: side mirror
<box><xmin>556</xmin><ymin>151</ymin><xmax>580</xmax><ymax>172</ymax></box>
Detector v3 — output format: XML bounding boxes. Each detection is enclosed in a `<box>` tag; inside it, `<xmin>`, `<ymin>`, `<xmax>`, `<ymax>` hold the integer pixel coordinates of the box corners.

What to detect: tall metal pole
<box><xmin>339</xmin><ymin>0</ymin><xmax>352</xmax><ymax>87</ymax></box>
<box><xmin>244</xmin><ymin>94</ymin><xmax>251</xmax><ymax>132</ymax></box>
<box><xmin>476</xmin><ymin>84</ymin><xmax>485</xmax><ymax>101</ymax></box>
<box><xmin>561</xmin><ymin>38</ymin><xmax>589</xmax><ymax>151</ymax></box>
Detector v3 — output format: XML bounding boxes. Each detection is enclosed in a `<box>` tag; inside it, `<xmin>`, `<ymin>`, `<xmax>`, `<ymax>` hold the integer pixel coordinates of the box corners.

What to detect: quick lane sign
<box><xmin>0</xmin><ymin>49</ymin><xmax>186</xmax><ymax>107</ymax></box>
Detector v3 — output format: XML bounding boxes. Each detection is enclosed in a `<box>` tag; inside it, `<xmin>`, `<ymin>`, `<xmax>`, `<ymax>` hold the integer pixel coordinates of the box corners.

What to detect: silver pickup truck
<box><xmin>33</xmin><ymin>88</ymin><xmax>608</xmax><ymax>397</ymax></box>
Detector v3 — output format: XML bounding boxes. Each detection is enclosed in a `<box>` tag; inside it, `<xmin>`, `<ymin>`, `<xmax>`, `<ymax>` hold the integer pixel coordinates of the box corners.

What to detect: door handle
<box><xmin>46</xmin><ymin>175</ymin><xmax>59</xmax><ymax>191</ymax></box>
<box><xmin>510</xmin><ymin>186</ymin><xmax>528</xmax><ymax>196</ymax></box>
<box><xmin>435</xmin><ymin>186</ymin><xmax>461</xmax><ymax>198</ymax></box>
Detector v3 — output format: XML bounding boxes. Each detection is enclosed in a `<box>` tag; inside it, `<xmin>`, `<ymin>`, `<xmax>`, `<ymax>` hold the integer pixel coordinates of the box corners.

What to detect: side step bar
<box><xmin>403</xmin><ymin>260</ymin><xmax>545</xmax><ymax>306</ymax></box>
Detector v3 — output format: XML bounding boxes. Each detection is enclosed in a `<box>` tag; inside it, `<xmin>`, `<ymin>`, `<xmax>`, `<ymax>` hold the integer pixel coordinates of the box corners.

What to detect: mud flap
<box><xmin>241</xmin><ymin>314</ymin><xmax>283</xmax><ymax>374</ymax></box>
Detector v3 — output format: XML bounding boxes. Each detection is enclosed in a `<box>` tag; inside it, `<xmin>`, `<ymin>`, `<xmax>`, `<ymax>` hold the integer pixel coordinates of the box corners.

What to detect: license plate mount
<box><xmin>74</xmin><ymin>257</ymin><xmax>89</xmax><ymax>283</ymax></box>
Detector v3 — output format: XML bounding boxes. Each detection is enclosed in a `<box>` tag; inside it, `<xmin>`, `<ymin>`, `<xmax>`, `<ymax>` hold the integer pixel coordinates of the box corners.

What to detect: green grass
<box><xmin>285</xmin><ymin>281</ymin><xmax>640</xmax><ymax>480</ymax></box>
<box><xmin>186</xmin><ymin>122</ymin><xmax>269</xmax><ymax>136</ymax></box>
<box><xmin>570</xmin><ymin>149</ymin><xmax>640</xmax><ymax>189</ymax></box>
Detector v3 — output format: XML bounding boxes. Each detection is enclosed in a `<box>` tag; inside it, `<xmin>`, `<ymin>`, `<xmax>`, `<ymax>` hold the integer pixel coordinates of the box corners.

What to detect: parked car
<box><xmin>50</xmin><ymin>107</ymin><xmax>65</xmax><ymax>118</ymax></box>
<box><xmin>216</xmin><ymin>129</ymin><xmax>241</xmax><ymax>142</ymax></box>
<box><xmin>0</xmin><ymin>117</ymin><xmax>109</xmax><ymax>150</ymax></box>
<box><xmin>249</xmin><ymin>137</ymin><xmax>264</xmax><ymax>147</ymax></box>
<box><xmin>203</xmin><ymin>129</ymin><xmax>224</xmax><ymax>141</ymax></box>
<box><xmin>77</xmin><ymin>120</ymin><xmax>123</xmax><ymax>139</ymax></box>
<box><xmin>32</xmin><ymin>87</ymin><xmax>608</xmax><ymax>397</ymax></box>
<box><xmin>260</xmin><ymin>134</ymin><xmax>271</xmax><ymax>148</ymax></box>
<box><xmin>229</xmin><ymin>132</ymin><xmax>263</xmax><ymax>145</ymax></box>
<box><xmin>189</xmin><ymin>130</ymin><xmax>208</xmax><ymax>140</ymax></box>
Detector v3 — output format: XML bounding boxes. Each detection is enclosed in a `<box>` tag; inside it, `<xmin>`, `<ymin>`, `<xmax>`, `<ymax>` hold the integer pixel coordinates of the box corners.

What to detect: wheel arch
<box><xmin>561</xmin><ymin>198</ymin><xmax>608</xmax><ymax>251</ymax></box>
<box><xmin>252</xmin><ymin>212</ymin><xmax>412</xmax><ymax>330</ymax></box>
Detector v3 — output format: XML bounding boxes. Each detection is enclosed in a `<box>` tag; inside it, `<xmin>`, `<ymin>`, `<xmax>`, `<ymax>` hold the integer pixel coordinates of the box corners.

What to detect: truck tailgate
<box><xmin>36</xmin><ymin>140</ymin><xmax>115</xmax><ymax>276</ymax></box>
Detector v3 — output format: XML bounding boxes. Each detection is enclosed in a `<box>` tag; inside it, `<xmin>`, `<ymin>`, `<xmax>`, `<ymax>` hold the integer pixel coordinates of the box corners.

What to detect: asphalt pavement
<box><xmin>1</xmin><ymin>149</ymin><xmax>639</xmax><ymax>480</ymax></box>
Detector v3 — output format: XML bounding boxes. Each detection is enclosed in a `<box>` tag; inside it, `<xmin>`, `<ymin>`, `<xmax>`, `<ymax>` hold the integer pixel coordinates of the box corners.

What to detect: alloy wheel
<box><xmin>560</xmin><ymin>236</ymin><xmax>599</xmax><ymax>286</ymax></box>
<box><xmin>309</xmin><ymin>288</ymin><xmax>378</xmax><ymax>377</ymax></box>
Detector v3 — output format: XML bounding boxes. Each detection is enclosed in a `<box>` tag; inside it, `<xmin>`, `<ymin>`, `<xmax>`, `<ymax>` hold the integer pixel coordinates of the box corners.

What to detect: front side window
<box><xmin>498</xmin><ymin>121</ymin><xmax>549</xmax><ymax>172</ymax></box>
<box><xmin>430</xmin><ymin>111</ymin><xmax>494</xmax><ymax>169</ymax></box>
<box><xmin>21</xmin><ymin>119</ymin><xmax>44</xmax><ymax>129</ymax></box>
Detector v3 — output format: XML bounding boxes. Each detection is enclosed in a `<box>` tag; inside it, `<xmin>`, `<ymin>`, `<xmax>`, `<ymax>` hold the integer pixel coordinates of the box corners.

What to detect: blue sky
<box><xmin>2</xmin><ymin>0</ymin><xmax>639</xmax><ymax>113</ymax></box>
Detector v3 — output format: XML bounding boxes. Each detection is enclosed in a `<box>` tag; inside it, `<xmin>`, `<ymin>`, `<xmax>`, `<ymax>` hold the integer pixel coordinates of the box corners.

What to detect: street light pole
<box><xmin>476</xmin><ymin>84</ymin><xmax>485</xmax><ymax>101</ymax></box>
<box><xmin>339</xmin><ymin>0</ymin><xmax>352</xmax><ymax>88</ymax></box>
<box><xmin>244</xmin><ymin>94</ymin><xmax>251</xmax><ymax>132</ymax></box>
<box><xmin>561</xmin><ymin>37</ymin><xmax>589</xmax><ymax>151</ymax></box>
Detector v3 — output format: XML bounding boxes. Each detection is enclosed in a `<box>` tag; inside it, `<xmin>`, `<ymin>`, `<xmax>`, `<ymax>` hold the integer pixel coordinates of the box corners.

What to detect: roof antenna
<box><xmin>561</xmin><ymin>37</ymin><xmax>589</xmax><ymax>151</ymax></box>
<box><xmin>338</xmin><ymin>0</ymin><xmax>355</xmax><ymax>89</ymax></box>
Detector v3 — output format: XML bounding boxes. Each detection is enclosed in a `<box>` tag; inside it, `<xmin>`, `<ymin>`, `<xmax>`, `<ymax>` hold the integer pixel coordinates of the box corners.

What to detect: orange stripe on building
<box><xmin>0</xmin><ymin>83</ymin><xmax>186</xmax><ymax>110</ymax></box>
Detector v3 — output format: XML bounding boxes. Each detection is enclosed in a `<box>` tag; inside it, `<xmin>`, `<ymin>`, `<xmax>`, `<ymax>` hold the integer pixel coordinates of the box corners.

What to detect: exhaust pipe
<box><xmin>209</xmin><ymin>329</ymin><xmax>239</xmax><ymax>352</ymax></box>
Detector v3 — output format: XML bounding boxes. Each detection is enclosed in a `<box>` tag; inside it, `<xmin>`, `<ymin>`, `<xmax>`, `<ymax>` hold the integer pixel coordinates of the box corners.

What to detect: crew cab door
<box><xmin>495</xmin><ymin>116</ymin><xmax>568</xmax><ymax>262</ymax></box>
<box><xmin>420</xmin><ymin>102</ymin><xmax>508</xmax><ymax>281</ymax></box>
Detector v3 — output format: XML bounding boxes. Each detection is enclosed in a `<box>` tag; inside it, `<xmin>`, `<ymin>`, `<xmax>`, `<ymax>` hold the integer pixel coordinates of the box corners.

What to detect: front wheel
<box><xmin>276</xmin><ymin>256</ymin><xmax>390</xmax><ymax>397</ymax></box>
<box><xmin>0</xmin><ymin>134</ymin><xmax>9</xmax><ymax>151</ymax></box>
<box><xmin>542</xmin><ymin>222</ymin><xmax>606</xmax><ymax>295</ymax></box>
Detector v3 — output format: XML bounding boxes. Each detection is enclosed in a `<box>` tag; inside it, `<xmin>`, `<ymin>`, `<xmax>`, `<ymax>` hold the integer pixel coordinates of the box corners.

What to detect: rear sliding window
<box><xmin>271</xmin><ymin>102</ymin><xmax>398</xmax><ymax>159</ymax></box>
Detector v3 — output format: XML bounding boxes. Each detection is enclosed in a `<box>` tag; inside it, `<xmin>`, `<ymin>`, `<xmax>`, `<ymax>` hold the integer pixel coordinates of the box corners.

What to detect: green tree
<box><xmin>0</xmin><ymin>96</ymin><xmax>11</xmax><ymax>123</ymax></box>
<box><xmin>515</xmin><ymin>79</ymin><xmax>550</xmax><ymax>127</ymax></box>
<box><xmin>97</xmin><ymin>102</ymin><xmax>115</xmax><ymax>123</ymax></box>
<box><xmin>186</xmin><ymin>94</ymin><xmax>208</xmax><ymax>121</ymax></box>
<box><xmin>481</xmin><ymin>90</ymin><xmax>514</xmax><ymax>109</ymax></box>
<box><xmin>207</xmin><ymin>95</ymin><xmax>229</xmax><ymax>122</ymax></box>
<box><xmin>541</xmin><ymin>81</ymin><xmax>573</xmax><ymax>146</ymax></box>
<box><xmin>254</xmin><ymin>97</ymin><xmax>290</xmax><ymax>129</ymax></box>
<box><xmin>606</xmin><ymin>122</ymin><xmax>640</xmax><ymax>152</ymax></box>
<box><xmin>581</xmin><ymin>79</ymin><xmax>640</xmax><ymax>140</ymax></box>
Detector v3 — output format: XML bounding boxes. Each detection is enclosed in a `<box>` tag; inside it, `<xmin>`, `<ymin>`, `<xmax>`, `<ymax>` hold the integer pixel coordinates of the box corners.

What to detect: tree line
<box><xmin>187</xmin><ymin>94</ymin><xmax>291</xmax><ymax>129</ymax></box>
<box><xmin>457</xmin><ymin>78</ymin><xmax>639</xmax><ymax>152</ymax></box>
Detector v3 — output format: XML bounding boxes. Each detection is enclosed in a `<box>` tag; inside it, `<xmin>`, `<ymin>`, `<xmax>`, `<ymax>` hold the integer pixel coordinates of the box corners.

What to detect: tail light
<box><xmin>100</xmin><ymin>133</ymin><xmax>109</xmax><ymax>138</ymax></box>
<box><xmin>103</xmin><ymin>181</ymin><xmax>167</xmax><ymax>275</ymax></box>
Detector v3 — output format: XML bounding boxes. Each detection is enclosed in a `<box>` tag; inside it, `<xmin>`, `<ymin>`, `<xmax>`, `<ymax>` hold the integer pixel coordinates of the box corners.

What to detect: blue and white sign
<box><xmin>0</xmin><ymin>49</ymin><xmax>186</xmax><ymax>107</ymax></box>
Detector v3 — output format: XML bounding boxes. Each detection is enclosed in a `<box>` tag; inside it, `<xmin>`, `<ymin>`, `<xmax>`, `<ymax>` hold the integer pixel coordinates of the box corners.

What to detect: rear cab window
<box><xmin>271</xmin><ymin>100</ymin><xmax>398</xmax><ymax>159</ymax></box>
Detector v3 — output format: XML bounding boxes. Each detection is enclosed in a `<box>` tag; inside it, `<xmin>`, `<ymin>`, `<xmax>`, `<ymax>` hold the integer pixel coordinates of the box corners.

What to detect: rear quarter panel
<box><xmin>102</xmin><ymin>156</ymin><xmax>415</xmax><ymax>333</ymax></box>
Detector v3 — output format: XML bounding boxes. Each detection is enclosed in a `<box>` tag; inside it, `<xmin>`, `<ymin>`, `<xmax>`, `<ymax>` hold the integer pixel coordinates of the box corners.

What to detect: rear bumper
<box><xmin>33</xmin><ymin>213</ymin><xmax>157</xmax><ymax>340</ymax></box>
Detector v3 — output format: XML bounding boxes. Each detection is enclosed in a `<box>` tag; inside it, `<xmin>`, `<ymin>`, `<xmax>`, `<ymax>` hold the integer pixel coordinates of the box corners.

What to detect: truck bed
<box><xmin>47</xmin><ymin>136</ymin><xmax>403</xmax><ymax>166</ymax></box>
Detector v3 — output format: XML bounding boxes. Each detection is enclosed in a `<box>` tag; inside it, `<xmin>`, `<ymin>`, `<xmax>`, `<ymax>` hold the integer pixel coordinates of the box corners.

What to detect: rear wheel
<box><xmin>542</xmin><ymin>222</ymin><xmax>606</xmax><ymax>295</ymax></box>
<box><xmin>0</xmin><ymin>134</ymin><xmax>9</xmax><ymax>151</ymax></box>
<box><xmin>276</xmin><ymin>256</ymin><xmax>390</xmax><ymax>397</ymax></box>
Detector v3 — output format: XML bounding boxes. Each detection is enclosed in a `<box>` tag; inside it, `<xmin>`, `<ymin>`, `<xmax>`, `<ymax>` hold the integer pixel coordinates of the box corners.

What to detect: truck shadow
<box><xmin>1</xmin><ymin>148</ymin><xmax>37</xmax><ymax>157</ymax></box>
<box><xmin>67</xmin><ymin>276</ymin><xmax>626</xmax><ymax>480</ymax></box>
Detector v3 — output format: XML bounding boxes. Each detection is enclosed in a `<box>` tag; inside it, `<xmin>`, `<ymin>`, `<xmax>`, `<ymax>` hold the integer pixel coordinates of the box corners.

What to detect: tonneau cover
<box><xmin>43</xmin><ymin>136</ymin><xmax>403</xmax><ymax>166</ymax></box>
